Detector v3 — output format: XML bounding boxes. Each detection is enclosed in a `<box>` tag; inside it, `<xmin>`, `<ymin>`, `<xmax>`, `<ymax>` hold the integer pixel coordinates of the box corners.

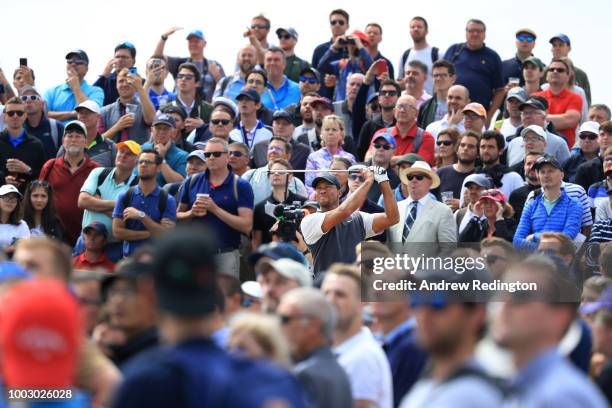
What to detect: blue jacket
<box><xmin>513</xmin><ymin>190</ymin><xmax>582</xmax><ymax>251</ymax></box>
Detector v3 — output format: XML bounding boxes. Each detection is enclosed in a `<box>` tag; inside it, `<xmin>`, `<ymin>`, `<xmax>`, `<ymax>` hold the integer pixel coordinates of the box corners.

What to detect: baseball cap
<box><xmin>276</xmin><ymin>27</ymin><xmax>298</xmax><ymax>40</ymax></box>
<box><xmin>516</xmin><ymin>28</ymin><xmax>537</xmax><ymax>38</ymax></box>
<box><xmin>579</xmin><ymin>121</ymin><xmax>600</xmax><ymax>135</ymax></box>
<box><xmin>272</xmin><ymin>110</ymin><xmax>293</xmax><ymax>123</ymax></box>
<box><xmin>75</xmin><ymin>100</ymin><xmax>101</xmax><ymax>115</ymax></box>
<box><xmin>549</xmin><ymin>34</ymin><xmax>571</xmax><ymax>45</ymax></box>
<box><xmin>519</xmin><ymin>97</ymin><xmax>546</xmax><ymax>112</ymax></box>
<box><xmin>533</xmin><ymin>155</ymin><xmax>562</xmax><ymax>171</ymax></box>
<box><xmin>101</xmin><ymin>260</ymin><xmax>151</xmax><ymax>300</ymax></box>
<box><xmin>161</xmin><ymin>104</ymin><xmax>188</xmax><ymax>120</ymax></box>
<box><xmin>351</xmin><ymin>30</ymin><xmax>370</xmax><ymax>46</ymax></box>
<box><xmin>0</xmin><ymin>279</ymin><xmax>82</xmax><ymax>387</ymax></box>
<box><xmin>523</xmin><ymin>56</ymin><xmax>546</xmax><ymax>71</ymax></box>
<box><xmin>236</xmin><ymin>88</ymin><xmax>261</xmax><ymax>104</ymax></box>
<box><xmin>65</xmin><ymin>49</ymin><xmax>89</xmax><ymax>64</ymax></box>
<box><xmin>258</xmin><ymin>258</ymin><xmax>312</xmax><ymax>287</ymax></box>
<box><xmin>241</xmin><ymin>281</ymin><xmax>262</xmax><ymax>299</ymax></box>
<box><xmin>520</xmin><ymin>124</ymin><xmax>547</xmax><ymax>141</ymax></box>
<box><xmin>116</xmin><ymin>140</ymin><xmax>141</xmax><ymax>156</ymax></box>
<box><xmin>18</xmin><ymin>85</ymin><xmax>40</xmax><ymax>96</ymax></box>
<box><xmin>64</xmin><ymin>120</ymin><xmax>87</xmax><ymax>135</ymax></box>
<box><xmin>300</xmin><ymin>67</ymin><xmax>321</xmax><ymax>83</ymax></box>
<box><xmin>186</xmin><ymin>29</ymin><xmax>205</xmax><ymax>41</ymax></box>
<box><xmin>580</xmin><ymin>287</ymin><xmax>612</xmax><ymax>314</ymax></box>
<box><xmin>462</xmin><ymin>173</ymin><xmax>493</xmax><ymax>189</ymax></box>
<box><xmin>0</xmin><ymin>184</ymin><xmax>22</xmax><ymax>198</ymax></box>
<box><xmin>301</xmin><ymin>200</ymin><xmax>320</xmax><ymax>212</ymax></box>
<box><xmin>310</xmin><ymin>97</ymin><xmax>333</xmax><ymax>111</ymax></box>
<box><xmin>152</xmin><ymin>113</ymin><xmax>176</xmax><ymax>128</ymax></box>
<box><xmin>462</xmin><ymin>102</ymin><xmax>487</xmax><ymax>118</ymax></box>
<box><xmin>151</xmin><ymin>227</ymin><xmax>220</xmax><ymax>316</ymax></box>
<box><xmin>212</xmin><ymin>97</ymin><xmax>238</xmax><ymax>119</ymax></box>
<box><xmin>373</xmin><ymin>132</ymin><xmax>397</xmax><ymax>148</ymax></box>
<box><xmin>187</xmin><ymin>150</ymin><xmax>206</xmax><ymax>162</ymax></box>
<box><xmin>83</xmin><ymin>221</ymin><xmax>108</xmax><ymax>238</ymax></box>
<box><xmin>312</xmin><ymin>174</ymin><xmax>341</xmax><ymax>189</ymax></box>
<box><xmin>250</xmin><ymin>242</ymin><xmax>307</xmax><ymax>266</ymax></box>
<box><xmin>478</xmin><ymin>188</ymin><xmax>506</xmax><ymax>204</ymax></box>
<box><xmin>396</xmin><ymin>153</ymin><xmax>424</xmax><ymax>166</ymax></box>
<box><xmin>367</xmin><ymin>93</ymin><xmax>379</xmax><ymax>105</ymax></box>
<box><xmin>506</xmin><ymin>87</ymin><xmax>528</xmax><ymax>103</ymax></box>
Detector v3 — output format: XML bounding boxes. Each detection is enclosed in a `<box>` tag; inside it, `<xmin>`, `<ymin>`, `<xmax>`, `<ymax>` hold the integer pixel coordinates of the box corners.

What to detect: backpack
<box><xmin>48</xmin><ymin>118</ymin><xmax>61</xmax><ymax>150</ymax></box>
<box><xmin>449</xmin><ymin>43</ymin><xmax>466</xmax><ymax>63</ymax></box>
<box><xmin>400</xmin><ymin>47</ymin><xmax>439</xmax><ymax>73</ymax></box>
<box><xmin>218</xmin><ymin>76</ymin><xmax>233</xmax><ymax>97</ymax></box>
<box><xmin>385</xmin><ymin>127</ymin><xmax>423</xmax><ymax>153</ymax></box>
<box><xmin>122</xmin><ymin>186</ymin><xmax>169</xmax><ymax>219</ymax></box>
<box><xmin>443</xmin><ymin>365</ymin><xmax>508</xmax><ymax>397</ymax></box>
<box><xmin>95</xmin><ymin>168</ymin><xmax>139</xmax><ymax>196</ymax></box>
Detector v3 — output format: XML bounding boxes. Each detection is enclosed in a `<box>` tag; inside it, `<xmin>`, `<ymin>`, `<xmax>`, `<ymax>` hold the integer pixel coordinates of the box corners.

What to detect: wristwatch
<box><xmin>161</xmin><ymin>35</ymin><xmax>168</xmax><ymax>41</ymax></box>
<box><xmin>137</xmin><ymin>210</ymin><xmax>145</xmax><ymax>219</ymax></box>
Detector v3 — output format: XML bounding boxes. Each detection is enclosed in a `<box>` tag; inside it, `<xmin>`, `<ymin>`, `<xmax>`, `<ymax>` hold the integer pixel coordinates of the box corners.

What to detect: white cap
<box><xmin>520</xmin><ymin>124</ymin><xmax>547</xmax><ymax>141</ymax></box>
<box><xmin>579</xmin><ymin>121</ymin><xmax>600</xmax><ymax>135</ymax></box>
<box><xmin>64</xmin><ymin>120</ymin><xmax>87</xmax><ymax>135</ymax></box>
<box><xmin>0</xmin><ymin>184</ymin><xmax>22</xmax><ymax>198</ymax></box>
<box><xmin>260</xmin><ymin>258</ymin><xmax>312</xmax><ymax>287</ymax></box>
<box><xmin>241</xmin><ymin>281</ymin><xmax>262</xmax><ymax>299</ymax></box>
<box><xmin>75</xmin><ymin>100</ymin><xmax>101</xmax><ymax>115</ymax></box>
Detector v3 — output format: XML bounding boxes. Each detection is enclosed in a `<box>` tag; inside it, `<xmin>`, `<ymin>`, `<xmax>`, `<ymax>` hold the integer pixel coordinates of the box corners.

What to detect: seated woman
<box><xmin>22</xmin><ymin>180</ymin><xmax>64</xmax><ymax>240</ymax></box>
<box><xmin>0</xmin><ymin>184</ymin><xmax>30</xmax><ymax>255</ymax></box>
<box><xmin>459</xmin><ymin>189</ymin><xmax>516</xmax><ymax>243</ymax></box>
<box><xmin>434</xmin><ymin>128</ymin><xmax>459</xmax><ymax>170</ymax></box>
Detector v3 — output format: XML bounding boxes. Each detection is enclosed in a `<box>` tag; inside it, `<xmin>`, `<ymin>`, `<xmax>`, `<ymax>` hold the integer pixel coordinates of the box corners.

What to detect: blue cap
<box><xmin>249</xmin><ymin>242</ymin><xmax>307</xmax><ymax>266</ymax></box>
<box><xmin>373</xmin><ymin>132</ymin><xmax>397</xmax><ymax>148</ymax></box>
<box><xmin>152</xmin><ymin>113</ymin><xmax>176</xmax><ymax>128</ymax></box>
<box><xmin>186</xmin><ymin>29</ymin><xmax>205</xmax><ymax>41</ymax></box>
<box><xmin>276</xmin><ymin>27</ymin><xmax>298</xmax><ymax>40</ymax></box>
<box><xmin>549</xmin><ymin>34</ymin><xmax>570</xmax><ymax>45</ymax></box>
<box><xmin>83</xmin><ymin>221</ymin><xmax>108</xmax><ymax>238</ymax></box>
<box><xmin>580</xmin><ymin>287</ymin><xmax>612</xmax><ymax>314</ymax></box>
<box><xmin>237</xmin><ymin>87</ymin><xmax>261</xmax><ymax>103</ymax></box>
<box><xmin>367</xmin><ymin>92</ymin><xmax>379</xmax><ymax>105</ymax></box>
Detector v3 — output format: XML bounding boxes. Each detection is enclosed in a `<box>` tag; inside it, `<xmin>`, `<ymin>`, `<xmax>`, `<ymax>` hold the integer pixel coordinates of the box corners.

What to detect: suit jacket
<box><xmin>389</xmin><ymin>195</ymin><xmax>457</xmax><ymax>256</ymax></box>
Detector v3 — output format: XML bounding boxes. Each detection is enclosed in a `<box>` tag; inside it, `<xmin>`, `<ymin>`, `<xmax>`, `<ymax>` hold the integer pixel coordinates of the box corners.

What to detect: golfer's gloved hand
<box><xmin>371</xmin><ymin>166</ymin><xmax>389</xmax><ymax>184</ymax></box>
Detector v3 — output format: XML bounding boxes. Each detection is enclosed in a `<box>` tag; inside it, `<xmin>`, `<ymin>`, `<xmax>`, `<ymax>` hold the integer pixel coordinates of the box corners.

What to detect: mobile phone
<box><xmin>19</xmin><ymin>58</ymin><xmax>27</xmax><ymax>67</ymax></box>
<box><xmin>150</xmin><ymin>58</ymin><xmax>162</xmax><ymax>69</ymax></box>
<box><xmin>128</xmin><ymin>67</ymin><xmax>137</xmax><ymax>74</ymax></box>
<box><xmin>377</xmin><ymin>60</ymin><xmax>388</xmax><ymax>76</ymax></box>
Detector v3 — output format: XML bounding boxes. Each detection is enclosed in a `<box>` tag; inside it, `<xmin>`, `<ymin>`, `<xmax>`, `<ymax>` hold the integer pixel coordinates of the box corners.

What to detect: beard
<box><xmin>66</xmin><ymin>146</ymin><xmax>83</xmax><ymax>155</ymax></box>
<box><xmin>482</xmin><ymin>156</ymin><xmax>498</xmax><ymax>166</ymax></box>
<box><xmin>458</xmin><ymin>156</ymin><xmax>475</xmax><ymax>165</ymax></box>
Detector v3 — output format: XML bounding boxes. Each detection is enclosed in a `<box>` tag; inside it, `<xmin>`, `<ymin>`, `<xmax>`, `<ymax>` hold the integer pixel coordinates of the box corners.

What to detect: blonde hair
<box><xmin>228</xmin><ymin>312</ymin><xmax>290</xmax><ymax>366</ymax></box>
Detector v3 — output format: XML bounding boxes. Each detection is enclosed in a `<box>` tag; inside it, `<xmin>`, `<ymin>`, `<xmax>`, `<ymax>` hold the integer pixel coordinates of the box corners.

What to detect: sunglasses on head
<box><xmin>373</xmin><ymin>143</ymin><xmax>392</xmax><ymax>150</ymax></box>
<box><xmin>278</xmin><ymin>34</ymin><xmax>292</xmax><ymax>40</ymax></box>
<box><xmin>228</xmin><ymin>151</ymin><xmax>244</xmax><ymax>157</ymax></box>
<box><xmin>203</xmin><ymin>151</ymin><xmax>226</xmax><ymax>158</ymax></box>
<box><xmin>516</xmin><ymin>34</ymin><xmax>535</xmax><ymax>42</ymax></box>
<box><xmin>177</xmin><ymin>73</ymin><xmax>195</xmax><ymax>80</ymax></box>
<box><xmin>330</xmin><ymin>19</ymin><xmax>346</xmax><ymax>26</ymax></box>
<box><xmin>407</xmin><ymin>174</ymin><xmax>428</xmax><ymax>181</ymax></box>
<box><xmin>20</xmin><ymin>95</ymin><xmax>40</xmax><ymax>102</ymax></box>
<box><xmin>437</xmin><ymin>140</ymin><xmax>453</xmax><ymax>146</ymax></box>
<box><xmin>299</xmin><ymin>76</ymin><xmax>318</xmax><ymax>84</ymax></box>
<box><xmin>211</xmin><ymin>119</ymin><xmax>231</xmax><ymax>125</ymax></box>
<box><xmin>579</xmin><ymin>133</ymin><xmax>598</xmax><ymax>140</ymax></box>
<box><xmin>480</xmin><ymin>189</ymin><xmax>502</xmax><ymax>199</ymax></box>
<box><xmin>5</xmin><ymin>110</ymin><xmax>25</xmax><ymax>117</ymax></box>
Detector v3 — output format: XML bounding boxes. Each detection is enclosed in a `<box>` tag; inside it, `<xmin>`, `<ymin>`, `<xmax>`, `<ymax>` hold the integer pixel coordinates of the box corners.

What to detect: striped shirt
<box><xmin>590</xmin><ymin>219</ymin><xmax>612</xmax><ymax>243</ymax></box>
<box><xmin>526</xmin><ymin>182</ymin><xmax>592</xmax><ymax>227</ymax></box>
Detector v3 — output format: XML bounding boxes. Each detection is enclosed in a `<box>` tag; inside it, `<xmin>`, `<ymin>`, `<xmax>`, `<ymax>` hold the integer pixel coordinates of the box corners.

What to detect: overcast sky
<box><xmin>3</xmin><ymin>0</ymin><xmax>608</xmax><ymax>107</ymax></box>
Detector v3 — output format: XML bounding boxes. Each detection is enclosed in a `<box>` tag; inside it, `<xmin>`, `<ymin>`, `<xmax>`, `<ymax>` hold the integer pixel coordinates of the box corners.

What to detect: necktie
<box><xmin>402</xmin><ymin>201</ymin><xmax>418</xmax><ymax>243</ymax></box>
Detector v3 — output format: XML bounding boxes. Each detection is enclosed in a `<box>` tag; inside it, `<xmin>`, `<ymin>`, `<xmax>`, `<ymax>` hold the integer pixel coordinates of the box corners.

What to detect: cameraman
<box><xmin>252</xmin><ymin>159</ymin><xmax>307</xmax><ymax>250</ymax></box>
<box><xmin>301</xmin><ymin>166</ymin><xmax>399</xmax><ymax>276</ymax></box>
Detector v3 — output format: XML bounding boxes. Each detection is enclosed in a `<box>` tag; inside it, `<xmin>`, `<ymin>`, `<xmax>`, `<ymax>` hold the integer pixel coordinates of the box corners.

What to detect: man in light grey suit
<box><xmin>389</xmin><ymin>161</ymin><xmax>457</xmax><ymax>253</ymax></box>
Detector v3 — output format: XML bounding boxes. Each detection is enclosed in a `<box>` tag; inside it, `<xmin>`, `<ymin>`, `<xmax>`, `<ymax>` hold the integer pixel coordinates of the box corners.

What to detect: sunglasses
<box><xmin>373</xmin><ymin>143</ymin><xmax>392</xmax><ymax>150</ymax></box>
<box><xmin>407</xmin><ymin>174</ymin><xmax>429</xmax><ymax>181</ymax></box>
<box><xmin>349</xmin><ymin>174</ymin><xmax>365</xmax><ymax>182</ymax></box>
<box><xmin>278</xmin><ymin>34</ymin><xmax>292</xmax><ymax>40</ymax></box>
<box><xmin>203</xmin><ymin>151</ymin><xmax>226</xmax><ymax>158</ymax></box>
<box><xmin>330</xmin><ymin>19</ymin><xmax>345</xmax><ymax>26</ymax></box>
<box><xmin>177</xmin><ymin>73</ymin><xmax>195</xmax><ymax>80</ymax></box>
<box><xmin>138</xmin><ymin>159</ymin><xmax>157</xmax><ymax>166</ymax></box>
<box><xmin>66</xmin><ymin>59</ymin><xmax>87</xmax><ymax>65</ymax></box>
<box><xmin>379</xmin><ymin>90</ymin><xmax>398</xmax><ymax>96</ymax></box>
<box><xmin>251</xmin><ymin>24</ymin><xmax>269</xmax><ymax>29</ymax></box>
<box><xmin>299</xmin><ymin>76</ymin><xmax>318</xmax><ymax>84</ymax></box>
<box><xmin>20</xmin><ymin>95</ymin><xmax>40</xmax><ymax>102</ymax></box>
<box><xmin>549</xmin><ymin>67</ymin><xmax>567</xmax><ymax>73</ymax></box>
<box><xmin>579</xmin><ymin>133</ymin><xmax>598</xmax><ymax>140</ymax></box>
<box><xmin>267</xmin><ymin>146</ymin><xmax>284</xmax><ymax>153</ymax></box>
<box><xmin>437</xmin><ymin>140</ymin><xmax>453</xmax><ymax>146</ymax></box>
<box><xmin>5</xmin><ymin>110</ymin><xmax>25</xmax><ymax>117</ymax></box>
<box><xmin>211</xmin><ymin>119</ymin><xmax>231</xmax><ymax>126</ymax></box>
<box><xmin>516</xmin><ymin>35</ymin><xmax>535</xmax><ymax>42</ymax></box>
<box><xmin>228</xmin><ymin>151</ymin><xmax>244</xmax><ymax>157</ymax></box>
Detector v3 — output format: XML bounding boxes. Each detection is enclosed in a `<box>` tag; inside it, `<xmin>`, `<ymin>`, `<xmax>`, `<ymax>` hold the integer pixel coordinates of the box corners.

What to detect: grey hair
<box><xmin>282</xmin><ymin>287</ymin><xmax>337</xmax><ymax>344</ymax></box>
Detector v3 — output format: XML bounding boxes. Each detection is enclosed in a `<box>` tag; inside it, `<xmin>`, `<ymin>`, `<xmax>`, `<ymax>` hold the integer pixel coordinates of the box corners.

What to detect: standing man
<box><xmin>176</xmin><ymin>138</ymin><xmax>254</xmax><ymax>279</ymax></box>
<box><xmin>364</xmin><ymin>23</ymin><xmax>395</xmax><ymax>81</ymax></box>
<box><xmin>403</xmin><ymin>61</ymin><xmax>431</xmax><ymax>108</ymax></box>
<box><xmin>398</xmin><ymin>16</ymin><xmax>438</xmax><ymax>95</ymax></box>
<box><xmin>20</xmin><ymin>85</ymin><xmax>64</xmax><ymax>160</ymax></box>
<box><xmin>417</xmin><ymin>60</ymin><xmax>456</xmax><ymax>129</ymax></box>
<box><xmin>522</xmin><ymin>56</ymin><xmax>546</xmax><ymax>95</ymax></box>
<box><xmin>95</xmin><ymin>42</ymin><xmax>137</xmax><ymax>106</ymax></box>
<box><xmin>334</xmin><ymin>73</ymin><xmax>364</xmax><ymax>141</ymax></box>
<box><xmin>549</xmin><ymin>34</ymin><xmax>591</xmax><ymax>105</ymax></box>
<box><xmin>437</xmin><ymin>131</ymin><xmax>479</xmax><ymax>208</ymax></box>
<box><xmin>214</xmin><ymin>45</ymin><xmax>258</xmax><ymax>101</ymax></box>
<box><xmin>443</xmin><ymin>19</ymin><xmax>504</xmax><ymax>126</ymax></box>
<box><xmin>357</xmin><ymin>80</ymin><xmax>400</xmax><ymax>160</ymax></box>
<box><xmin>312</xmin><ymin>9</ymin><xmax>350</xmax><ymax>68</ymax></box>
<box><xmin>155</xmin><ymin>28</ymin><xmax>225</xmax><ymax>102</ymax></box>
<box><xmin>244</xmin><ymin>14</ymin><xmax>273</xmax><ymax>64</ymax></box>
<box><xmin>229</xmin><ymin>88</ymin><xmax>273</xmax><ymax>150</ymax></box>
<box><xmin>261</xmin><ymin>47</ymin><xmax>301</xmax><ymax>111</ymax></box>
<box><xmin>278</xmin><ymin>287</ymin><xmax>353</xmax><ymax>408</ymax></box>
<box><xmin>276</xmin><ymin>27</ymin><xmax>310</xmax><ymax>83</ymax></box>
<box><xmin>112</xmin><ymin>149</ymin><xmax>176</xmax><ymax>258</ymax></box>
<box><xmin>39</xmin><ymin>121</ymin><xmax>100</xmax><ymax>246</ymax></box>
<box><xmin>44</xmin><ymin>50</ymin><xmax>104</xmax><ymax>122</ymax></box>
<box><xmin>502</xmin><ymin>29</ymin><xmax>537</xmax><ymax>86</ymax></box>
